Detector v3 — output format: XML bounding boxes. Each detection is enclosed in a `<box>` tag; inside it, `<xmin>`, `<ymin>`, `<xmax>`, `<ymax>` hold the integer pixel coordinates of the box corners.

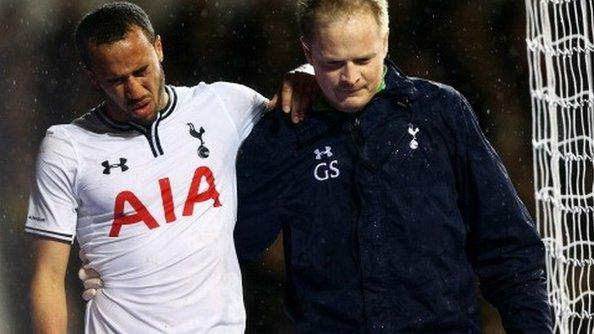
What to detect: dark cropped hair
<box><xmin>75</xmin><ymin>1</ymin><xmax>156</xmax><ymax>67</ymax></box>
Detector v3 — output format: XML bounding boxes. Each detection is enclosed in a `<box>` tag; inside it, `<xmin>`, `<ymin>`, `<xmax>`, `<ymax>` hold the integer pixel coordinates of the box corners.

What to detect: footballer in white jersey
<box><xmin>26</xmin><ymin>83</ymin><xmax>266</xmax><ymax>333</ymax></box>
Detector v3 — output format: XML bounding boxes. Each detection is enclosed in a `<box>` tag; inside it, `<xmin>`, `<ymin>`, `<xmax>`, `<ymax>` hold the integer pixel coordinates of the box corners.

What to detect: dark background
<box><xmin>0</xmin><ymin>0</ymin><xmax>531</xmax><ymax>333</ymax></box>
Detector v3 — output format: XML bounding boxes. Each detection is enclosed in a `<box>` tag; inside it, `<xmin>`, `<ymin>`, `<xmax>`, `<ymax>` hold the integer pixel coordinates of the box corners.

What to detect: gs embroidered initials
<box><xmin>109</xmin><ymin>166</ymin><xmax>222</xmax><ymax>237</ymax></box>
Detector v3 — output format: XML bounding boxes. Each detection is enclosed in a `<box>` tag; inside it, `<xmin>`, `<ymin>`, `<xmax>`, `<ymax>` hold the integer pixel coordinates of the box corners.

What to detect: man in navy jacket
<box><xmin>235</xmin><ymin>0</ymin><xmax>551</xmax><ymax>332</ymax></box>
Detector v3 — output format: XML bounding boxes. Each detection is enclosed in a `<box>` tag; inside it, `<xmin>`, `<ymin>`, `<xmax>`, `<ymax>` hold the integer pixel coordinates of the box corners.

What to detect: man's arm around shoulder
<box><xmin>30</xmin><ymin>238</ymin><xmax>71</xmax><ymax>334</ymax></box>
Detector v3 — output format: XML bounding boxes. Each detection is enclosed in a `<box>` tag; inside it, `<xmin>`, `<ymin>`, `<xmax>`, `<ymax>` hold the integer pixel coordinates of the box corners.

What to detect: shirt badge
<box><xmin>408</xmin><ymin>124</ymin><xmax>419</xmax><ymax>150</ymax></box>
<box><xmin>187</xmin><ymin>123</ymin><xmax>210</xmax><ymax>158</ymax></box>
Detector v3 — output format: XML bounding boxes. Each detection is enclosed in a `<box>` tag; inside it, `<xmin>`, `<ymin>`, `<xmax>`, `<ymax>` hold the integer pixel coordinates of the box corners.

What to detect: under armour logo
<box><xmin>187</xmin><ymin>123</ymin><xmax>210</xmax><ymax>158</ymax></box>
<box><xmin>102</xmin><ymin>158</ymin><xmax>129</xmax><ymax>175</ymax></box>
<box><xmin>314</xmin><ymin>146</ymin><xmax>333</xmax><ymax>160</ymax></box>
<box><xmin>408</xmin><ymin>124</ymin><xmax>419</xmax><ymax>150</ymax></box>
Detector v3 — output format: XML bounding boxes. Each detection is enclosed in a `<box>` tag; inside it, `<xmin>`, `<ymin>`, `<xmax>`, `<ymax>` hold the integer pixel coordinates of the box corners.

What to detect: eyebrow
<box><xmin>324</xmin><ymin>53</ymin><xmax>377</xmax><ymax>62</ymax></box>
<box><xmin>354</xmin><ymin>53</ymin><xmax>377</xmax><ymax>60</ymax></box>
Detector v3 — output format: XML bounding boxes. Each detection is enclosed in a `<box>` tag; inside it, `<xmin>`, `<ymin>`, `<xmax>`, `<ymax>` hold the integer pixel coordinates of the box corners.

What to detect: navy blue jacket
<box><xmin>235</xmin><ymin>62</ymin><xmax>551</xmax><ymax>333</ymax></box>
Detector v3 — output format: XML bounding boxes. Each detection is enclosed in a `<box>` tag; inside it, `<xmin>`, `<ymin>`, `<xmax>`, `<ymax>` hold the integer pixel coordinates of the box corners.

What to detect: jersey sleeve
<box><xmin>210</xmin><ymin>82</ymin><xmax>268</xmax><ymax>141</ymax></box>
<box><xmin>25</xmin><ymin>126</ymin><xmax>79</xmax><ymax>244</ymax></box>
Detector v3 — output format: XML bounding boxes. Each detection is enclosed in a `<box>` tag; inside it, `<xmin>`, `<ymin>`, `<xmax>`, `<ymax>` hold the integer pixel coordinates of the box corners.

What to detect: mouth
<box><xmin>129</xmin><ymin>99</ymin><xmax>152</xmax><ymax>116</ymax></box>
<box><xmin>337</xmin><ymin>88</ymin><xmax>363</xmax><ymax>98</ymax></box>
<box><xmin>132</xmin><ymin>99</ymin><xmax>150</xmax><ymax>110</ymax></box>
<box><xmin>338</xmin><ymin>86</ymin><xmax>363</xmax><ymax>93</ymax></box>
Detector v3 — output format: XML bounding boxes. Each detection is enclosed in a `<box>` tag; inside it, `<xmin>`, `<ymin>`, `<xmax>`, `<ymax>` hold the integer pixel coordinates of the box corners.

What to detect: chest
<box><xmin>74</xmin><ymin>105</ymin><xmax>240</xmax><ymax>233</ymax></box>
<box><xmin>285</xmin><ymin>115</ymin><xmax>460</xmax><ymax>236</ymax></box>
<box><xmin>293</xmin><ymin>115</ymin><xmax>453</xmax><ymax>193</ymax></box>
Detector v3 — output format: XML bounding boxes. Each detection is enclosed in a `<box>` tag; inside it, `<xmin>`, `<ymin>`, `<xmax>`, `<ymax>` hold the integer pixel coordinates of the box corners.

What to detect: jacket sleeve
<box><xmin>234</xmin><ymin>110</ymin><xmax>289</xmax><ymax>262</ymax></box>
<box><xmin>451</xmin><ymin>92</ymin><xmax>552</xmax><ymax>333</ymax></box>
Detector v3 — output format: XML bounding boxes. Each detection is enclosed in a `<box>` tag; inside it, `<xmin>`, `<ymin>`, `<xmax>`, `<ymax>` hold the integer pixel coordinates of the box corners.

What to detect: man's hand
<box><xmin>78</xmin><ymin>249</ymin><xmax>102</xmax><ymax>301</ymax></box>
<box><xmin>268</xmin><ymin>67</ymin><xmax>319</xmax><ymax>124</ymax></box>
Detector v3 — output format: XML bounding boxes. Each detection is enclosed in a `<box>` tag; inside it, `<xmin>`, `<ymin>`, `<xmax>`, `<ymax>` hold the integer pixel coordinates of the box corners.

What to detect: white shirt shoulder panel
<box><xmin>206</xmin><ymin>82</ymin><xmax>268</xmax><ymax>141</ymax></box>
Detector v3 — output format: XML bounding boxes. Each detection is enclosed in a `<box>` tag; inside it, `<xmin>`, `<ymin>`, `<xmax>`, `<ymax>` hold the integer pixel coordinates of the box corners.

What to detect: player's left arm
<box><xmin>451</xmin><ymin>91</ymin><xmax>552</xmax><ymax>333</ymax></box>
<box><xmin>30</xmin><ymin>238</ymin><xmax>71</xmax><ymax>334</ymax></box>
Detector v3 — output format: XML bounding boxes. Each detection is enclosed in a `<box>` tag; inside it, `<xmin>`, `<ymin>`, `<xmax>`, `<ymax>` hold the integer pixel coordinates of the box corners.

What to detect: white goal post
<box><xmin>526</xmin><ymin>0</ymin><xmax>594</xmax><ymax>332</ymax></box>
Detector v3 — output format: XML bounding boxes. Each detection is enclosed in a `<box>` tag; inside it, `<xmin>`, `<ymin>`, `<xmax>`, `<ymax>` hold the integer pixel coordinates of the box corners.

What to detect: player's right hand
<box><xmin>78</xmin><ymin>249</ymin><xmax>103</xmax><ymax>301</ymax></box>
<box><xmin>268</xmin><ymin>64</ymin><xmax>319</xmax><ymax>124</ymax></box>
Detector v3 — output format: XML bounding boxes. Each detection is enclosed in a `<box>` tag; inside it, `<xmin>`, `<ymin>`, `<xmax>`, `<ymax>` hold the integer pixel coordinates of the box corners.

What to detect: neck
<box><xmin>157</xmin><ymin>85</ymin><xmax>169</xmax><ymax>111</ymax></box>
<box><xmin>104</xmin><ymin>101</ymin><xmax>130</xmax><ymax>123</ymax></box>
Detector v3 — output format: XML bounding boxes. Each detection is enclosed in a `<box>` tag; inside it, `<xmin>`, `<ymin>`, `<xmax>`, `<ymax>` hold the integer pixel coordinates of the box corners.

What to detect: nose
<box><xmin>124</xmin><ymin>77</ymin><xmax>144</xmax><ymax>101</ymax></box>
<box><xmin>340</xmin><ymin>62</ymin><xmax>360</xmax><ymax>86</ymax></box>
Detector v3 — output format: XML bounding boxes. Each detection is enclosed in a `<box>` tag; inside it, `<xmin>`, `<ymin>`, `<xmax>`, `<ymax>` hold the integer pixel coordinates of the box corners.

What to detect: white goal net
<box><xmin>527</xmin><ymin>0</ymin><xmax>594</xmax><ymax>332</ymax></box>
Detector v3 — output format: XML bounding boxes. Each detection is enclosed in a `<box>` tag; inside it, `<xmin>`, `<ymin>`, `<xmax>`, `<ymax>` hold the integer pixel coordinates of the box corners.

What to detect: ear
<box><xmin>300</xmin><ymin>36</ymin><xmax>313</xmax><ymax>64</ymax></box>
<box><xmin>382</xmin><ymin>29</ymin><xmax>390</xmax><ymax>57</ymax></box>
<box><xmin>154</xmin><ymin>35</ymin><xmax>164</xmax><ymax>62</ymax></box>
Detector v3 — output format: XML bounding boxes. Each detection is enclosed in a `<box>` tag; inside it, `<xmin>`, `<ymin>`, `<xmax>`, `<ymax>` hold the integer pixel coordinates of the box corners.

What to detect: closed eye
<box><xmin>354</xmin><ymin>58</ymin><xmax>372</xmax><ymax>65</ymax></box>
<box><xmin>323</xmin><ymin>60</ymin><xmax>344</xmax><ymax>70</ymax></box>
<box><xmin>133</xmin><ymin>65</ymin><xmax>149</xmax><ymax>77</ymax></box>
<box><xmin>107</xmin><ymin>77</ymin><xmax>125</xmax><ymax>84</ymax></box>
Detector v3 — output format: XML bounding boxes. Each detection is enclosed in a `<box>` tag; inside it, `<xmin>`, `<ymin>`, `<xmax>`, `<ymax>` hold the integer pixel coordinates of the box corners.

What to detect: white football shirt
<box><xmin>25</xmin><ymin>83</ymin><xmax>266</xmax><ymax>333</ymax></box>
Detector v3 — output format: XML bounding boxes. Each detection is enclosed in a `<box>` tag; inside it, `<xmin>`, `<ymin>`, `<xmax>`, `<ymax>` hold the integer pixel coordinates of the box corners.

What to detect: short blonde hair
<box><xmin>297</xmin><ymin>0</ymin><xmax>389</xmax><ymax>41</ymax></box>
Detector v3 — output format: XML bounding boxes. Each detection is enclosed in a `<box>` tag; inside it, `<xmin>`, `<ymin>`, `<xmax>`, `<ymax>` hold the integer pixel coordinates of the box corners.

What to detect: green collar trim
<box><xmin>376</xmin><ymin>65</ymin><xmax>388</xmax><ymax>93</ymax></box>
<box><xmin>313</xmin><ymin>65</ymin><xmax>388</xmax><ymax>112</ymax></box>
<box><xmin>312</xmin><ymin>96</ymin><xmax>333</xmax><ymax>112</ymax></box>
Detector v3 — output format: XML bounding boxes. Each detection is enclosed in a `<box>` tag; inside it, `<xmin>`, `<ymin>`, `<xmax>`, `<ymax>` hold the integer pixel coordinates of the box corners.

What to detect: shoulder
<box><xmin>409</xmin><ymin>77</ymin><xmax>466</xmax><ymax>107</ymax></box>
<box><xmin>187</xmin><ymin>81</ymin><xmax>261</xmax><ymax>100</ymax></box>
<box><xmin>180</xmin><ymin>82</ymin><xmax>267</xmax><ymax>110</ymax></box>
<box><xmin>209</xmin><ymin>81</ymin><xmax>260</xmax><ymax>95</ymax></box>
<box><xmin>250</xmin><ymin>108</ymin><xmax>294</xmax><ymax>138</ymax></box>
<box><xmin>239</xmin><ymin>108</ymin><xmax>294</xmax><ymax>163</ymax></box>
<box><xmin>407</xmin><ymin>77</ymin><xmax>473</xmax><ymax>128</ymax></box>
<box><xmin>35</xmin><ymin>125</ymin><xmax>80</xmax><ymax>173</ymax></box>
<box><xmin>42</xmin><ymin>109</ymin><xmax>105</xmax><ymax>161</ymax></box>
<box><xmin>70</xmin><ymin>108</ymin><xmax>113</xmax><ymax>135</ymax></box>
<box><xmin>43</xmin><ymin>124</ymin><xmax>77</xmax><ymax>145</ymax></box>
